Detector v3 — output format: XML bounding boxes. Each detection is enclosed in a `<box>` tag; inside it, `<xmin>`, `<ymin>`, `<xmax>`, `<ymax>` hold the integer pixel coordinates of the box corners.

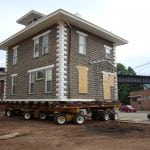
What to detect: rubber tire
<box><xmin>6</xmin><ymin>110</ymin><xmax>12</xmax><ymax>117</ymax></box>
<box><xmin>23</xmin><ymin>112</ymin><xmax>32</xmax><ymax>120</ymax></box>
<box><xmin>101</xmin><ymin>112</ymin><xmax>109</xmax><ymax>121</ymax></box>
<box><xmin>110</xmin><ymin>112</ymin><xmax>118</xmax><ymax>120</ymax></box>
<box><xmin>74</xmin><ymin>114</ymin><xmax>85</xmax><ymax>125</ymax></box>
<box><xmin>54</xmin><ymin>113</ymin><xmax>66</xmax><ymax>125</ymax></box>
<box><xmin>39</xmin><ymin>112</ymin><xmax>47</xmax><ymax>120</ymax></box>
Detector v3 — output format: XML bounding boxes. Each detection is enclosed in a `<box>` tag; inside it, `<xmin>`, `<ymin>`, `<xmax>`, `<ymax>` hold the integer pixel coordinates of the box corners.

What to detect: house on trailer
<box><xmin>0</xmin><ymin>9</ymin><xmax>127</xmax><ymax>103</ymax></box>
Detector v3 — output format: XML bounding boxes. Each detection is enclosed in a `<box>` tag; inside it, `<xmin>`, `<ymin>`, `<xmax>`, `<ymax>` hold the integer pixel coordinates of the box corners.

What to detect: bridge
<box><xmin>117</xmin><ymin>75</ymin><xmax>150</xmax><ymax>84</ymax></box>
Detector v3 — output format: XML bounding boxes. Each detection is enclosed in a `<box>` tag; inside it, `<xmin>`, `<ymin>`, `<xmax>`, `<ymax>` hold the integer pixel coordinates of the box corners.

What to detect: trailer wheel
<box><xmin>101</xmin><ymin>112</ymin><xmax>109</xmax><ymax>121</ymax></box>
<box><xmin>74</xmin><ymin>114</ymin><xmax>85</xmax><ymax>125</ymax></box>
<box><xmin>6</xmin><ymin>110</ymin><xmax>12</xmax><ymax>117</ymax></box>
<box><xmin>54</xmin><ymin>113</ymin><xmax>66</xmax><ymax>125</ymax></box>
<box><xmin>23</xmin><ymin>112</ymin><xmax>32</xmax><ymax>120</ymax></box>
<box><xmin>39</xmin><ymin>112</ymin><xmax>47</xmax><ymax>120</ymax></box>
<box><xmin>110</xmin><ymin>112</ymin><xmax>118</xmax><ymax>120</ymax></box>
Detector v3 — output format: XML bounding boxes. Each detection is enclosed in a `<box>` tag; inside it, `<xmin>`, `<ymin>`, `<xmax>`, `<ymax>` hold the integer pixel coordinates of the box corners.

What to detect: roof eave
<box><xmin>0</xmin><ymin>9</ymin><xmax>128</xmax><ymax>50</ymax></box>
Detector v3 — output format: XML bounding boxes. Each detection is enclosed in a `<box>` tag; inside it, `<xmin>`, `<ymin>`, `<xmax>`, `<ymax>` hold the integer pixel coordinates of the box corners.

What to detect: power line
<box><xmin>134</xmin><ymin>62</ymin><xmax>150</xmax><ymax>69</ymax></box>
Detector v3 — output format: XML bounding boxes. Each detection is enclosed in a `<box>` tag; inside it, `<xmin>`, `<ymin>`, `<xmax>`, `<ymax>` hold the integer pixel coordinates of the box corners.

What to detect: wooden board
<box><xmin>103</xmin><ymin>72</ymin><xmax>115</xmax><ymax>100</ymax></box>
<box><xmin>78</xmin><ymin>66</ymin><xmax>88</xmax><ymax>93</ymax></box>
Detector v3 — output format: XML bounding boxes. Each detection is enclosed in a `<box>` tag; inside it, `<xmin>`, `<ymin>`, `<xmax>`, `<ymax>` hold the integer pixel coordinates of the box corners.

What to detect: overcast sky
<box><xmin>0</xmin><ymin>0</ymin><xmax>150</xmax><ymax>75</ymax></box>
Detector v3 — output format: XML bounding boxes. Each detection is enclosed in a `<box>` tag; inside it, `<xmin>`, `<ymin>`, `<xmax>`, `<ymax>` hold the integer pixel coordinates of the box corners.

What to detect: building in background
<box><xmin>130</xmin><ymin>90</ymin><xmax>150</xmax><ymax>110</ymax></box>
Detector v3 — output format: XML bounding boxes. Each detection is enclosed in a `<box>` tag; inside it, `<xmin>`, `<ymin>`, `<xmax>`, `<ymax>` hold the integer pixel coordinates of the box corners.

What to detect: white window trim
<box><xmin>45</xmin><ymin>68</ymin><xmax>52</xmax><ymax>93</ymax></box>
<box><xmin>28</xmin><ymin>64</ymin><xmax>54</xmax><ymax>73</ymax></box>
<box><xmin>33</xmin><ymin>38</ymin><xmax>40</xmax><ymax>58</ymax></box>
<box><xmin>11</xmin><ymin>74</ymin><xmax>17</xmax><ymax>95</ymax></box>
<box><xmin>104</xmin><ymin>45</ymin><xmax>112</xmax><ymax>59</ymax></box>
<box><xmin>29</xmin><ymin>72</ymin><xmax>36</xmax><ymax>94</ymax></box>
<box><xmin>77</xmin><ymin>31</ymin><xmax>88</xmax><ymax>56</ymax></box>
<box><xmin>12</xmin><ymin>45</ymin><xmax>19</xmax><ymax>65</ymax></box>
<box><xmin>11</xmin><ymin>73</ymin><xmax>17</xmax><ymax>77</ymax></box>
<box><xmin>42</xmin><ymin>34</ymin><xmax>49</xmax><ymax>55</ymax></box>
<box><xmin>76</xmin><ymin>31</ymin><xmax>88</xmax><ymax>37</ymax></box>
<box><xmin>32</xmin><ymin>30</ymin><xmax>51</xmax><ymax>40</ymax></box>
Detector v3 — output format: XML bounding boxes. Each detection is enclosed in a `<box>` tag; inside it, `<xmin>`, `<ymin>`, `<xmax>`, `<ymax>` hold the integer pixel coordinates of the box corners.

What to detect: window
<box><xmin>104</xmin><ymin>45</ymin><xmax>112</xmax><ymax>59</ymax></box>
<box><xmin>77</xmin><ymin>31</ymin><xmax>88</xmax><ymax>55</ymax></box>
<box><xmin>45</xmin><ymin>68</ymin><xmax>52</xmax><ymax>93</ymax></box>
<box><xmin>33</xmin><ymin>38</ymin><xmax>40</xmax><ymax>58</ymax></box>
<box><xmin>29</xmin><ymin>73</ymin><xmax>35</xmax><ymax>94</ymax></box>
<box><xmin>36</xmin><ymin>70</ymin><xmax>44</xmax><ymax>80</ymax></box>
<box><xmin>79</xmin><ymin>35</ymin><xmax>86</xmax><ymax>55</ymax></box>
<box><xmin>78</xmin><ymin>66</ymin><xmax>88</xmax><ymax>93</ymax></box>
<box><xmin>13</xmin><ymin>46</ymin><xmax>18</xmax><ymax>65</ymax></box>
<box><xmin>42</xmin><ymin>34</ymin><xmax>49</xmax><ymax>55</ymax></box>
<box><xmin>11</xmin><ymin>74</ymin><xmax>17</xmax><ymax>95</ymax></box>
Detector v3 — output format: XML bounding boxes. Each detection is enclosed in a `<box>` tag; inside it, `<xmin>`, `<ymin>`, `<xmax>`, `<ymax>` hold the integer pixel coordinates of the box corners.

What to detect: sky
<box><xmin>0</xmin><ymin>0</ymin><xmax>150</xmax><ymax>75</ymax></box>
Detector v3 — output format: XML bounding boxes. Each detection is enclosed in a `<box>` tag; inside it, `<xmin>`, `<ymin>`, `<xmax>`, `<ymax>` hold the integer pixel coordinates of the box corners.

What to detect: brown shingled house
<box><xmin>0</xmin><ymin>9</ymin><xmax>127</xmax><ymax>103</ymax></box>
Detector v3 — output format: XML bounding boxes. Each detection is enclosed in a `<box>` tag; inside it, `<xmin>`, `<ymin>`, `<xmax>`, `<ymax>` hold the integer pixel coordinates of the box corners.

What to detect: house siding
<box><xmin>130</xmin><ymin>90</ymin><xmax>150</xmax><ymax>110</ymax></box>
<box><xmin>6</xmin><ymin>24</ymin><xmax>57</xmax><ymax>100</ymax></box>
<box><xmin>67</xmin><ymin>25</ymin><xmax>116</xmax><ymax>101</ymax></box>
<box><xmin>6</xmin><ymin>22</ymin><xmax>117</xmax><ymax>102</ymax></box>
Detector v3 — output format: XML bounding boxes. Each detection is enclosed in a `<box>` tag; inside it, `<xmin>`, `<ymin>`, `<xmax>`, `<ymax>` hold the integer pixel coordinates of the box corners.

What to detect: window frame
<box><xmin>77</xmin><ymin>31</ymin><xmax>88</xmax><ymax>56</ymax></box>
<box><xmin>12</xmin><ymin>46</ymin><xmax>19</xmax><ymax>65</ymax></box>
<box><xmin>33</xmin><ymin>38</ymin><xmax>40</xmax><ymax>58</ymax></box>
<box><xmin>36</xmin><ymin>70</ymin><xmax>44</xmax><ymax>80</ymax></box>
<box><xmin>104</xmin><ymin>45</ymin><xmax>112</xmax><ymax>59</ymax></box>
<box><xmin>42</xmin><ymin>33</ymin><xmax>49</xmax><ymax>55</ymax></box>
<box><xmin>29</xmin><ymin>72</ymin><xmax>35</xmax><ymax>94</ymax></box>
<box><xmin>11</xmin><ymin>74</ymin><xmax>17</xmax><ymax>95</ymax></box>
<box><xmin>45</xmin><ymin>68</ymin><xmax>52</xmax><ymax>93</ymax></box>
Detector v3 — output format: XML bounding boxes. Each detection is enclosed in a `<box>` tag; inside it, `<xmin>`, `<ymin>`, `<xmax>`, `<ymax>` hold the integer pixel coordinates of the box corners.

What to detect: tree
<box><xmin>117</xmin><ymin>63</ymin><xmax>141</xmax><ymax>104</ymax></box>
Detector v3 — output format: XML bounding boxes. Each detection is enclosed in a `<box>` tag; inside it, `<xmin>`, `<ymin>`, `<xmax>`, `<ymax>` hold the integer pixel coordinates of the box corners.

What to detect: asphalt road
<box><xmin>118</xmin><ymin>111</ymin><xmax>150</xmax><ymax>124</ymax></box>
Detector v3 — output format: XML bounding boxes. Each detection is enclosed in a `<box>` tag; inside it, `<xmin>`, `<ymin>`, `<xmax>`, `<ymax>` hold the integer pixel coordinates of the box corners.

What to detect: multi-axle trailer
<box><xmin>0</xmin><ymin>101</ymin><xmax>119</xmax><ymax>125</ymax></box>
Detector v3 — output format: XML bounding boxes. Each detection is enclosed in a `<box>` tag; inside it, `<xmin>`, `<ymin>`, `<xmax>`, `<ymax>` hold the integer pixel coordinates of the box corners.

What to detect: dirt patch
<box><xmin>0</xmin><ymin>115</ymin><xmax>150</xmax><ymax>150</ymax></box>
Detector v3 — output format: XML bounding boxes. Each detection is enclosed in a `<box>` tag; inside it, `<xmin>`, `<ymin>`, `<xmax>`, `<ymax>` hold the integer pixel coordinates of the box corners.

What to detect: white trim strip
<box><xmin>12</xmin><ymin>45</ymin><xmax>19</xmax><ymax>49</ymax></box>
<box><xmin>28</xmin><ymin>64</ymin><xmax>54</xmax><ymax>73</ymax></box>
<box><xmin>4</xmin><ymin>99</ymin><xmax>95</xmax><ymax>102</ymax></box>
<box><xmin>11</xmin><ymin>74</ymin><xmax>17</xmax><ymax>77</ymax></box>
<box><xmin>32</xmin><ymin>30</ymin><xmax>51</xmax><ymax>40</ymax></box>
<box><xmin>76</xmin><ymin>31</ymin><xmax>88</xmax><ymax>37</ymax></box>
<box><xmin>104</xmin><ymin>45</ymin><xmax>112</xmax><ymax>49</ymax></box>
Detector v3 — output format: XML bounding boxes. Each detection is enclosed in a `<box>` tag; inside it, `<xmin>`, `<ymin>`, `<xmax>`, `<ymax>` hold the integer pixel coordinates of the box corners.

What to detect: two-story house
<box><xmin>0</xmin><ymin>9</ymin><xmax>127</xmax><ymax>103</ymax></box>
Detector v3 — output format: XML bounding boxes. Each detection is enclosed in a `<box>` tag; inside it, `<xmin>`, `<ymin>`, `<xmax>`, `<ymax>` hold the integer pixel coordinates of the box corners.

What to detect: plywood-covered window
<box><xmin>78</xmin><ymin>66</ymin><xmax>88</xmax><ymax>93</ymax></box>
<box><xmin>103</xmin><ymin>72</ymin><xmax>115</xmax><ymax>100</ymax></box>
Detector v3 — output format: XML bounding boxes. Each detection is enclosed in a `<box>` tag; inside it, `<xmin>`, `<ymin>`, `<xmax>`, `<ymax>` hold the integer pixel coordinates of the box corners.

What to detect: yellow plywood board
<box><xmin>103</xmin><ymin>73</ymin><xmax>115</xmax><ymax>100</ymax></box>
<box><xmin>78</xmin><ymin>66</ymin><xmax>88</xmax><ymax>93</ymax></box>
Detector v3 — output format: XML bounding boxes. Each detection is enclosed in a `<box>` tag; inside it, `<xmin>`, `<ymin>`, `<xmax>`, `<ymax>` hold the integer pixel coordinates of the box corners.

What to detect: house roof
<box><xmin>0</xmin><ymin>9</ymin><xmax>128</xmax><ymax>50</ymax></box>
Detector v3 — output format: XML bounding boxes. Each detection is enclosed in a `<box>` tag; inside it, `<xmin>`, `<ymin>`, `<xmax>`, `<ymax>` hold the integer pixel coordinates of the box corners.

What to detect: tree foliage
<box><xmin>117</xmin><ymin>63</ymin><xmax>141</xmax><ymax>104</ymax></box>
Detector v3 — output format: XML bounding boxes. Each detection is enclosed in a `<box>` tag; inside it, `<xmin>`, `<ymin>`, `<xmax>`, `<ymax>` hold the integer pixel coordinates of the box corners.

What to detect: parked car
<box><xmin>147</xmin><ymin>113</ymin><xmax>150</xmax><ymax>120</ymax></box>
<box><xmin>119</xmin><ymin>105</ymin><xmax>137</xmax><ymax>112</ymax></box>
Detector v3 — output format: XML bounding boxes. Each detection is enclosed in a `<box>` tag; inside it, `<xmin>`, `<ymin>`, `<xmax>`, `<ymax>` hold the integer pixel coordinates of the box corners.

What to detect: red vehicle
<box><xmin>119</xmin><ymin>105</ymin><xmax>137</xmax><ymax>112</ymax></box>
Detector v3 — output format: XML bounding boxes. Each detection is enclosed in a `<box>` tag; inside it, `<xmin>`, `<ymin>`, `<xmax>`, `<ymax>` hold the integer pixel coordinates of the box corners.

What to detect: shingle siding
<box><xmin>68</xmin><ymin>25</ymin><xmax>115</xmax><ymax>101</ymax></box>
<box><xmin>6</xmin><ymin>22</ymin><xmax>117</xmax><ymax>101</ymax></box>
<box><xmin>7</xmin><ymin>24</ymin><xmax>57</xmax><ymax>99</ymax></box>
